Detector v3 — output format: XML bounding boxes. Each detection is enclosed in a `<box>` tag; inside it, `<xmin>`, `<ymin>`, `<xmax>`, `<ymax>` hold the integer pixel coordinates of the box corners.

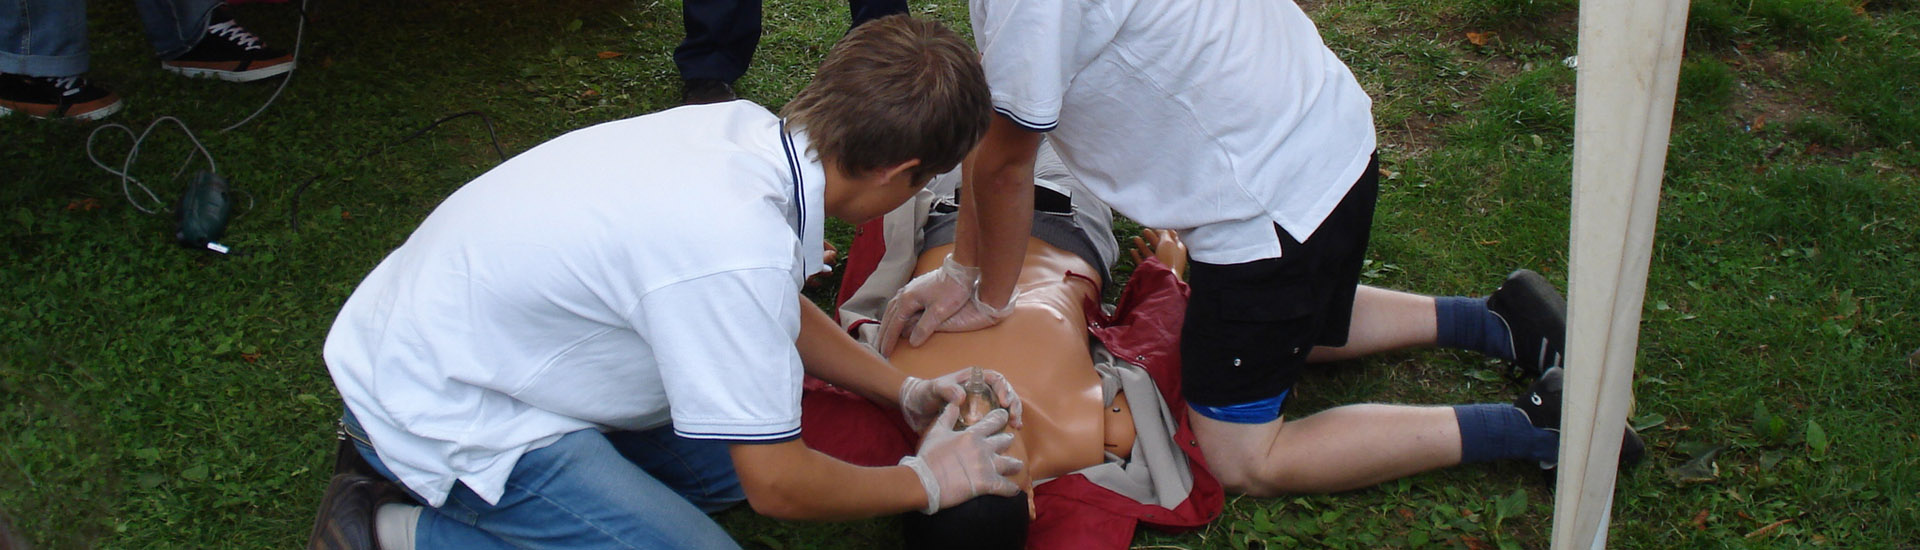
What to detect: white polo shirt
<box><xmin>324</xmin><ymin>102</ymin><xmax>827</xmax><ymax>507</ymax></box>
<box><xmin>970</xmin><ymin>0</ymin><xmax>1377</xmax><ymax>263</ymax></box>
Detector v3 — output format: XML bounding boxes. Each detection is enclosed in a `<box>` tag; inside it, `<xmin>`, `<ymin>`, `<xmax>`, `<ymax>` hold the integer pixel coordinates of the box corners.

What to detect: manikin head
<box><xmin>781</xmin><ymin>14</ymin><xmax>992</xmax><ymax>224</ymax></box>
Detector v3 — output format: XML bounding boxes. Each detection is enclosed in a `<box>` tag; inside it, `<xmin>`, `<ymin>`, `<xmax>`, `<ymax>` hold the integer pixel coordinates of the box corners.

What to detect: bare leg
<box><xmin>1307</xmin><ymin>285</ymin><xmax>1438</xmax><ymax>363</ymax></box>
<box><xmin>1190</xmin><ymin>404</ymin><xmax>1462</xmax><ymax>496</ymax></box>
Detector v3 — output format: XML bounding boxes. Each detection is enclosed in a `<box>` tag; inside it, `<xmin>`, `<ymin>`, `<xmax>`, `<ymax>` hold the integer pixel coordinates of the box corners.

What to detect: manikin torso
<box><xmin>889</xmin><ymin>237</ymin><xmax>1136</xmax><ymax>490</ymax></box>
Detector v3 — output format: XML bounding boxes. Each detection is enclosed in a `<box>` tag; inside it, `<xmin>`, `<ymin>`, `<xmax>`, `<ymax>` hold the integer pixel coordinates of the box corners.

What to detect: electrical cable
<box><xmin>85</xmin><ymin>0</ymin><xmax>306</xmax><ymax>213</ymax></box>
<box><xmin>221</xmin><ymin>0</ymin><xmax>309</xmax><ymax>133</ymax></box>
<box><xmin>86</xmin><ymin>116</ymin><xmax>220</xmax><ymax>216</ymax></box>
<box><xmin>286</xmin><ymin>110</ymin><xmax>508</xmax><ymax>232</ymax></box>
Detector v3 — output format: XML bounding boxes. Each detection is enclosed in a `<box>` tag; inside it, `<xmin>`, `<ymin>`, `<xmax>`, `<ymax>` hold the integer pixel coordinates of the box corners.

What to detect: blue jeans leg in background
<box><xmin>0</xmin><ymin>0</ymin><xmax>90</xmax><ymax>76</ymax></box>
<box><xmin>1</xmin><ymin>0</ymin><xmax>218</xmax><ymax>76</ymax></box>
<box><xmin>132</xmin><ymin>0</ymin><xmax>218</xmax><ymax>60</ymax></box>
<box><xmin>343</xmin><ymin>411</ymin><xmax>746</xmax><ymax>550</ymax></box>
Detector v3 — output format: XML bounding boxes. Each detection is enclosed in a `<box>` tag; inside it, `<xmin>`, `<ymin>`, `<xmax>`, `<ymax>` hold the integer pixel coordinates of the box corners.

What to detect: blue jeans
<box><xmin>343</xmin><ymin>411</ymin><xmax>746</xmax><ymax>550</ymax></box>
<box><xmin>1</xmin><ymin>0</ymin><xmax>220</xmax><ymax>76</ymax></box>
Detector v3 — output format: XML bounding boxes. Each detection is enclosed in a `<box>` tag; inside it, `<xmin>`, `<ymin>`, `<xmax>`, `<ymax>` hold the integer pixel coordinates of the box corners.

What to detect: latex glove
<box><xmin>878</xmin><ymin>255</ymin><xmax>979</xmax><ymax>355</ymax></box>
<box><xmin>898</xmin><ymin>367</ymin><xmax>1025</xmax><ymax>433</ymax></box>
<box><xmin>880</xmin><ymin>257</ymin><xmax>1020</xmax><ymax>356</ymax></box>
<box><xmin>898</xmin><ymin>405</ymin><xmax>1023</xmax><ymax>514</ymax></box>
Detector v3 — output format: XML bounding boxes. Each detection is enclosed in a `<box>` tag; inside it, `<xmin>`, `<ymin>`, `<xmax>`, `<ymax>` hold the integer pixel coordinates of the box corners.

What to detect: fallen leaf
<box><xmin>1466</xmin><ymin>31</ymin><xmax>1494</xmax><ymax>46</ymax></box>
<box><xmin>1398</xmin><ymin>508</ymin><xmax>1415</xmax><ymax>520</ymax></box>
<box><xmin>1745</xmin><ymin>518</ymin><xmax>1792</xmax><ymax>539</ymax></box>
<box><xmin>1752</xmin><ymin>114</ymin><xmax>1769</xmax><ymax>131</ymax></box>
<box><xmin>241</xmin><ymin>353</ymin><xmax>261</xmax><ymax>363</ymax></box>
<box><xmin>1668</xmin><ymin>444</ymin><xmax>1725</xmax><ymax>484</ymax></box>
<box><xmin>65</xmin><ymin>198</ymin><xmax>101</xmax><ymax>211</ymax></box>
<box><xmin>1692</xmin><ymin>509</ymin><xmax>1710</xmax><ymax>530</ymax></box>
<box><xmin>580</xmin><ymin>89</ymin><xmax>600</xmax><ymax>99</ymax></box>
<box><xmin>597</xmin><ymin>50</ymin><xmax>624</xmax><ymax>59</ymax></box>
<box><xmin>1460</xmin><ymin>535</ymin><xmax>1491</xmax><ymax>550</ymax></box>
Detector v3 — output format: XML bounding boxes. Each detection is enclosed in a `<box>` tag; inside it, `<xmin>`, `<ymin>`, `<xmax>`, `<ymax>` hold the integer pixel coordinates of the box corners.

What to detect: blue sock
<box><xmin>1434</xmin><ymin>296</ymin><xmax>1515</xmax><ymax>361</ymax></box>
<box><xmin>1454</xmin><ymin>403</ymin><xmax>1559</xmax><ymax>464</ymax></box>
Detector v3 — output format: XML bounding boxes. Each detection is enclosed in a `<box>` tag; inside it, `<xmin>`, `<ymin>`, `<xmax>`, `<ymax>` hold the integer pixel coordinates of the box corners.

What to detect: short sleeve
<box><xmin>970</xmin><ymin>0</ymin><xmax>1119</xmax><ymax>132</ymax></box>
<box><xmin>633</xmin><ymin>268</ymin><xmax>804</xmax><ymax>443</ymax></box>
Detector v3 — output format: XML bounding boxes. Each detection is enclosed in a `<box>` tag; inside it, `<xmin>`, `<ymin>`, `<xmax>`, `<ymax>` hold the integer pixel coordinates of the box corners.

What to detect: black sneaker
<box><xmin>1488</xmin><ymin>269</ymin><xmax>1567</xmax><ymax>382</ymax></box>
<box><xmin>162</xmin><ymin>9</ymin><xmax>294</xmax><ymax>82</ymax></box>
<box><xmin>306</xmin><ymin>473</ymin><xmax>410</xmax><ymax>550</ymax></box>
<box><xmin>0</xmin><ymin>73</ymin><xmax>123</xmax><ymax>120</ymax></box>
<box><xmin>1514</xmin><ymin>367</ymin><xmax>1646</xmax><ymax>470</ymax></box>
<box><xmin>681</xmin><ymin>78</ymin><xmax>738</xmax><ymax>105</ymax></box>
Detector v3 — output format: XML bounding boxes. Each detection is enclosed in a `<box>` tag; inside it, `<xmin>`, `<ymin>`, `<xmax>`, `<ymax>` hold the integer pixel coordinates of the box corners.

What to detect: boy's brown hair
<box><xmin>782</xmin><ymin>15</ymin><xmax>991</xmax><ymax>183</ymax></box>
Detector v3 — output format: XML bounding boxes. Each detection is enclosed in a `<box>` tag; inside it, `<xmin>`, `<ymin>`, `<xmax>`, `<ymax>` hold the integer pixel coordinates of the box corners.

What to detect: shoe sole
<box><xmin>0</xmin><ymin>98</ymin><xmax>123</xmax><ymax>121</ymax></box>
<box><xmin>162</xmin><ymin>59</ymin><xmax>295</xmax><ymax>83</ymax></box>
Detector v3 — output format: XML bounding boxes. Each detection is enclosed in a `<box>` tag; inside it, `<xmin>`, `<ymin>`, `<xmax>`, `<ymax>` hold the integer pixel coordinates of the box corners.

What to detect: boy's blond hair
<box><xmin>782</xmin><ymin>15</ymin><xmax>991</xmax><ymax>183</ymax></box>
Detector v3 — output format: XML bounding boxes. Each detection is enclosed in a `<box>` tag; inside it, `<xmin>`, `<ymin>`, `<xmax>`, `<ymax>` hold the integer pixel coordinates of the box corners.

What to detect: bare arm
<box><xmin>729</xmin><ymin>440</ymin><xmax>927</xmax><ymax>520</ymax></box>
<box><xmin>795</xmin><ymin>296</ymin><xmax>906</xmax><ymax>406</ymax></box>
<box><xmin>955</xmin><ymin>115</ymin><xmax>1043</xmax><ymax>307</ymax></box>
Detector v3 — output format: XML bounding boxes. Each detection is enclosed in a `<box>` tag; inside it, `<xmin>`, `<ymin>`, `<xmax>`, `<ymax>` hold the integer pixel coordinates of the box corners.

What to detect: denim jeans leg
<box><xmin>0</xmin><ymin>0</ymin><xmax>89</xmax><ymax>76</ymax></box>
<box><xmin>340</xmin><ymin>410</ymin><xmax>742</xmax><ymax>550</ymax></box>
<box><xmin>131</xmin><ymin>0</ymin><xmax>218</xmax><ymax>60</ymax></box>
<box><xmin>606</xmin><ymin>427</ymin><xmax>746</xmax><ymax>514</ymax></box>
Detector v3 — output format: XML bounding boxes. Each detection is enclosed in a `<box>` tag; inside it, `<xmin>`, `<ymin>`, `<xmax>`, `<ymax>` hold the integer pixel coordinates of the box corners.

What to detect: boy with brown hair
<box><xmin>308</xmin><ymin>15</ymin><xmax>1021</xmax><ymax>550</ymax></box>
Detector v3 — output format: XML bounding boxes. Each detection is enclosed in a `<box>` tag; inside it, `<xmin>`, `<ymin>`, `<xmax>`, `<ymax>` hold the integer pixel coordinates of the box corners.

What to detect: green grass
<box><xmin>3</xmin><ymin>0</ymin><xmax>1917</xmax><ymax>547</ymax></box>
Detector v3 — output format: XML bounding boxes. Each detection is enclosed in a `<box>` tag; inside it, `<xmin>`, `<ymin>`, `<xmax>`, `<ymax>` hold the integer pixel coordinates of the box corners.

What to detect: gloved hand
<box><xmin>879</xmin><ymin>256</ymin><xmax>1018</xmax><ymax>356</ymax></box>
<box><xmin>898</xmin><ymin>405</ymin><xmax>1024</xmax><ymax>514</ymax></box>
<box><xmin>898</xmin><ymin>367</ymin><xmax>1024</xmax><ymax>433</ymax></box>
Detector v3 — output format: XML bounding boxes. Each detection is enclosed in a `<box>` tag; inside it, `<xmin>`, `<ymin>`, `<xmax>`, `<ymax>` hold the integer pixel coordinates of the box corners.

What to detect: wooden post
<box><xmin>1556</xmin><ymin>0</ymin><xmax>1690</xmax><ymax>547</ymax></box>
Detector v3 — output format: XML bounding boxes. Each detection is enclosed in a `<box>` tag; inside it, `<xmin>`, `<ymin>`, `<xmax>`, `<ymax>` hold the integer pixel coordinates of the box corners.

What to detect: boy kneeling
<box><xmin>309</xmin><ymin>15</ymin><xmax>1021</xmax><ymax>550</ymax></box>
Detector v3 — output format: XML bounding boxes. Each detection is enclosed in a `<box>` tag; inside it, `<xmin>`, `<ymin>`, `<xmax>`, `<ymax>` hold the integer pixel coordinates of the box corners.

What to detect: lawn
<box><xmin>1</xmin><ymin>0</ymin><xmax>1916</xmax><ymax>547</ymax></box>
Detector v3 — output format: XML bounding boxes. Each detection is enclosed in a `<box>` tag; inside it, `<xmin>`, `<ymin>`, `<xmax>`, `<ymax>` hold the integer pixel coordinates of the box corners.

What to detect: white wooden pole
<box><xmin>1556</xmin><ymin>0</ymin><xmax>1690</xmax><ymax>547</ymax></box>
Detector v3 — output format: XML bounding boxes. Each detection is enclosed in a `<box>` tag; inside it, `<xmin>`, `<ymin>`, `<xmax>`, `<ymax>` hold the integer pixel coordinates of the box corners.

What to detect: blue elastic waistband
<box><xmin>1189</xmin><ymin>390</ymin><xmax>1290</xmax><ymax>424</ymax></box>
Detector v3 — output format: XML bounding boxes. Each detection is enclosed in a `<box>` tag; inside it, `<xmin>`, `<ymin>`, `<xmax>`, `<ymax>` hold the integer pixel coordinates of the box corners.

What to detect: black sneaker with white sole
<box><xmin>0</xmin><ymin>73</ymin><xmax>123</xmax><ymax>120</ymax></box>
<box><xmin>1488</xmin><ymin>268</ymin><xmax>1567</xmax><ymax>382</ymax></box>
<box><xmin>1513</xmin><ymin>367</ymin><xmax>1646</xmax><ymax>471</ymax></box>
<box><xmin>162</xmin><ymin>9</ymin><xmax>294</xmax><ymax>82</ymax></box>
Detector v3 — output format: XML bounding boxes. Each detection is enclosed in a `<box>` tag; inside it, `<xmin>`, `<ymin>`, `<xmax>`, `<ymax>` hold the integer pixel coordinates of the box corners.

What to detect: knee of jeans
<box><xmin>686</xmin><ymin>474</ymin><xmax>746</xmax><ymax>514</ymax></box>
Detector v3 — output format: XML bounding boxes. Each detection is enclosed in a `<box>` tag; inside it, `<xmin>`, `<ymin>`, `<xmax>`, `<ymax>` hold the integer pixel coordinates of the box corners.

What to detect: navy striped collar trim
<box><xmin>995</xmin><ymin>106</ymin><xmax>1058</xmax><ymax>132</ymax></box>
<box><xmin>779</xmin><ymin>120</ymin><xmax>806</xmax><ymax>239</ymax></box>
<box><xmin>674</xmin><ymin>426</ymin><xmax>802</xmax><ymax>443</ymax></box>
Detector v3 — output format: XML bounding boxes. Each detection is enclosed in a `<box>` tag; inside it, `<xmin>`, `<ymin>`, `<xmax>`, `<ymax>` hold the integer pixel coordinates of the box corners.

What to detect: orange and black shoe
<box><xmin>162</xmin><ymin>9</ymin><xmax>294</xmax><ymax>82</ymax></box>
<box><xmin>0</xmin><ymin>73</ymin><xmax>124</xmax><ymax>121</ymax></box>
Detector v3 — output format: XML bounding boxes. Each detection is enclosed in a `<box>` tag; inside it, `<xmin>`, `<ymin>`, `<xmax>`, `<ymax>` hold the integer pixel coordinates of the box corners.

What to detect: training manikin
<box><xmin>807</xmin><ymin>140</ymin><xmax>1222</xmax><ymax>549</ymax></box>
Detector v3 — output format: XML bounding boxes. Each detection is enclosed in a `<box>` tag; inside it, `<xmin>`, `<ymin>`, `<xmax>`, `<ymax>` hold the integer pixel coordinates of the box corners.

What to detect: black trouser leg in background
<box><xmin>675</xmin><ymin>0</ymin><xmax>908</xmax><ymax>83</ymax></box>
